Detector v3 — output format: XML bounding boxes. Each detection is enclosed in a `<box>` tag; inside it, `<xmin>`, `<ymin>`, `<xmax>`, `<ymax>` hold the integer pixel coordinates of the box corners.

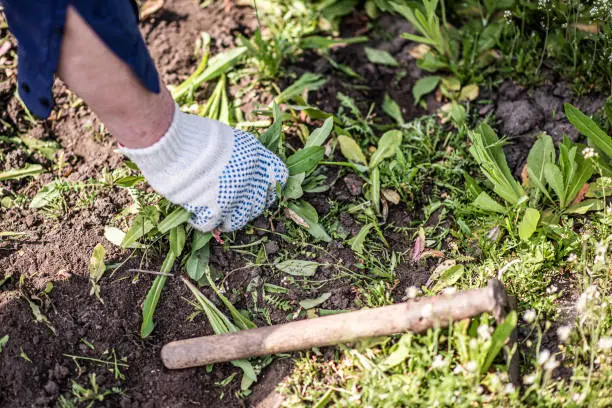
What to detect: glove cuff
<box><xmin>118</xmin><ymin>103</ymin><xmax>235</xmax><ymax>205</ymax></box>
<box><xmin>119</xmin><ymin>103</ymin><xmax>200</xmax><ymax>173</ymax></box>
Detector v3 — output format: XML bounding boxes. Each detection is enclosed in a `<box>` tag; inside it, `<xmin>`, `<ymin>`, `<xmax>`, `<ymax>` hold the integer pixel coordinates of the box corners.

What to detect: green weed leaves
<box><xmin>413</xmin><ymin>75</ymin><xmax>441</xmax><ymax>104</ymax></box>
<box><xmin>275</xmin><ymin>259</ymin><xmax>319</xmax><ymax>277</ymax></box>
<box><xmin>469</xmin><ymin>123</ymin><xmax>525</xmax><ymax>206</ymax></box>
<box><xmin>88</xmin><ymin>243</ymin><xmax>106</xmax><ymax>303</ymax></box>
<box><xmin>0</xmin><ymin>164</ymin><xmax>43</xmax><ymax>181</ymax></box>
<box><xmin>565</xmin><ymin>103</ymin><xmax>612</xmax><ymax>159</ymax></box>
<box><xmin>337</xmin><ymin>135</ymin><xmax>367</xmax><ymax>165</ymax></box>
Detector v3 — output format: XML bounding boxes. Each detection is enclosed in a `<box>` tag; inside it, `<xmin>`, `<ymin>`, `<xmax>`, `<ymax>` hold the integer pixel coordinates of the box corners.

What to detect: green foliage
<box><xmin>468</xmin><ymin>123</ymin><xmax>525</xmax><ymax>207</ymax></box>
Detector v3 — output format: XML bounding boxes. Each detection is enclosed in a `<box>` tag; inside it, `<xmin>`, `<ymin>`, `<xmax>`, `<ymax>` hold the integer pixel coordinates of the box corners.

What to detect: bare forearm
<box><xmin>57</xmin><ymin>6</ymin><xmax>174</xmax><ymax>148</ymax></box>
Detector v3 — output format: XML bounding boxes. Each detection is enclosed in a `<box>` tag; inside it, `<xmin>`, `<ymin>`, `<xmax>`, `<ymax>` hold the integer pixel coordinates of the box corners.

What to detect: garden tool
<box><xmin>162</xmin><ymin>279</ymin><xmax>519</xmax><ymax>384</ymax></box>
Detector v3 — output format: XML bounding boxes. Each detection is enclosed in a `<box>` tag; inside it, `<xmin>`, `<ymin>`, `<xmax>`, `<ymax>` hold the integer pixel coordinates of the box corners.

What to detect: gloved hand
<box><xmin>120</xmin><ymin>104</ymin><xmax>288</xmax><ymax>232</ymax></box>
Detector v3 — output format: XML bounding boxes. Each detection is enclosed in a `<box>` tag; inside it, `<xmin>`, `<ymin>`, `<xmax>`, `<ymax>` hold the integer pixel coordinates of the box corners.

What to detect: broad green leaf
<box><xmin>190</xmin><ymin>47</ymin><xmax>248</xmax><ymax>92</ymax></box>
<box><xmin>473</xmin><ymin>191</ymin><xmax>506</xmax><ymax>213</ymax></box>
<box><xmin>299</xmin><ymin>292</ymin><xmax>331</xmax><ymax>309</ymax></box>
<box><xmin>286</xmin><ymin>146</ymin><xmax>325</xmax><ymax>176</ymax></box>
<box><xmin>231</xmin><ymin>359</ymin><xmax>257</xmax><ymax>391</ymax></box>
<box><xmin>526</xmin><ymin>135</ymin><xmax>555</xmax><ymax>201</ymax></box>
<box><xmin>114</xmin><ymin>175</ymin><xmax>145</xmax><ymax>188</ymax></box>
<box><xmin>158</xmin><ymin>207</ymin><xmax>191</xmax><ymax>234</ymax></box>
<box><xmin>565</xmin><ymin>158</ymin><xmax>593</xmax><ymax>207</ymax></box>
<box><xmin>431</xmin><ymin>264</ymin><xmax>465</xmax><ymax>293</ymax></box>
<box><xmin>283</xmin><ymin>173</ymin><xmax>305</xmax><ymax>200</ymax></box>
<box><xmin>364</xmin><ymin>47</ymin><xmax>399</xmax><ymax>66</ymax></box>
<box><xmin>29</xmin><ymin>183</ymin><xmax>60</xmax><ymax>209</ymax></box>
<box><xmin>337</xmin><ymin>135</ymin><xmax>367</xmax><ymax>165</ymax></box>
<box><xmin>0</xmin><ymin>164</ymin><xmax>44</xmax><ymax>181</ymax></box>
<box><xmin>459</xmin><ymin>84</ymin><xmax>479</xmax><ymax>101</ymax></box>
<box><xmin>566</xmin><ymin>199</ymin><xmax>604</xmax><ymax>214</ymax></box>
<box><xmin>288</xmin><ymin>200</ymin><xmax>319</xmax><ymax>222</ymax></box>
<box><xmin>275</xmin><ymin>259</ymin><xmax>319</xmax><ymax>276</ymax></box>
<box><xmin>0</xmin><ymin>334</ymin><xmax>8</xmax><ymax>353</ymax></box>
<box><xmin>277</xmin><ymin>73</ymin><xmax>326</xmax><ymax>104</ymax></box>
<box><xmin>348</xmin><ymin>223</ymin><xmax>373</xmax><ymax>254</ymax></box>
<box><xmin>88</xmin><ymin>243</ymin><xmax>106</xmax><ymax>302</ymax></box>
<box><xmin>380</xmin><ymin>334</ymin><xmax>412</xmax><ymax>370</ymax></box>
<box><xmin>518</xmin><ymin>208</ymin><xmax>540</xmax><ymax>241</ymax></box>
<box><xmin>21</xmin><ymin>138</ymin><xmax>60</xmax><ymax>160</ymax></box>
<box><xmin>287</xmin><ymin>201</ymin><xmax>331</xmax><ymax>242</ymax></box>
<box><xmin>450</xmin><ymin>101</ymin><xmax>466</xmax><ymax>126</ymax></box>
<box><xmin>544</xmin><ymin>163</ymin><xmax>565</xmax><ymax>207</ymax></box>
<box><xmin>192</xmin><ymin>231</ymin><xmax>213</xmax><ymax>252</ymax></box>
<box><xmin>481</xmin><ymin>311</ymin><xmax>517</xmax><ymax>372</ymax></box>
<box><xmin>412</xmin><ymin>76</ymin><xmax>440</xmax><ymax>104</ymax></box>
<box><xmin>259</xmin><ymin>102</ymin><xmax>283</xmax><ymax>154</ymax></box>
<box><xmin>369</xmin><ymin>130</ymin><xmax>403</xmax><ymax>169</ymax></box>
<box><xmin>169</xmin><ymin>225</ymin><xmax>186</xmax><ymax>257</ymax></box>
<box><xmin>186</xmin><ymin>243</ymin><xmax>211</xmax><ymax>282</ymax></box>
<box><xmin>305</xmin><ymin>117</ymin><xmax>334</xmax><ymax>148</ymax></box>
<box><xmin>565</xmin><ymin>103</ymin><xmax>612</xmax><ymax>158</ymax></box>
<box><xmin>382</xmin><ymin>94</ymin><xmax>404</xmax><ymax>125</ymax></box>
<box><xmin>120</xmin><ymin>213</ymin><xmax>156</xmax><ymax>249</ymax></box>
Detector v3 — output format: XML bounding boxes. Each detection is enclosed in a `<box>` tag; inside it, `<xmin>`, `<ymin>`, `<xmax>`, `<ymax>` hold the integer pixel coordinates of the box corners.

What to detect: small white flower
<box><xmin>567</xmin><ymin>253</ymin><xmax>578</xmax><ymax>263</ymax></box>
<box><xmin>582</xmin><ymin>147</ymin><xmax>599</xmax><ymax>159</ymax></box>
<box><xmin>597</xmin><ymin>336</ymin><xmax>612</xmax><ymax>350</ymax></box>
<box><xmin>465</xmin><ymin>361</ymin><xmax>478</xmax><ymax>373</ymax></box>
<box><xmin>594</xmin><ymin>241</ymin><xmax>607</xmax><ymax>264</ymax></box>
<box><xmin>504</xmin><ymin>383</ymin><xmax>516</xmax><ymax>394</ymax></box>
<box><xmin>538</xmin><ymin>349</ymin><xmax>551</xmax><ymax>365</ymax></box>
<box><xmin>477</xmin><ymin>386</ymin><xmax>484</xmax><ymax>395</ymax></box>
<box><xmin>523</xmin><ymin>309</ymin><xmax>537</xmax><ymax>323</ymax></box>
<box><xmin>544</xmin><ymin>356</ymin><xmax>559</xmax><ymax>371</ymax></box>
<box><xmin>523</xmin><ymin>373</ymin><xmax>538</xmax><ymax>384</ymax></box>
<box><xmin>546</xmin><ymin>285</ymin><xmax>558</xmax><ymax>294</ymax></box>
<box><xmin>442</xmin><ymin>286</ymin><xmax>457</xmax><ymax>296</ymax></box>
<box><xmin>478</xmin><ymin>324</ymin><xmax>492</xmax><ymax>340</ymax></box>
<box><xmin>432</xmin><ymin>354</ymin><xmax>448</xmax><ymax>369</ymax></box>
<box><xmin>557</xmin><ymin>325</ymin><xmax>572</xmax><ymax>343</ymax></box>
<box><xmin>453</xmin><ymin>365</ymin><xmax>465</xmax><ymax>375</ymax></box>
<box><xmin>504</xmin><ymin>10</ymin><xmax>512</xmax><ymax>23</ymax></box>
<box><xmin>572</xmin><ymin>392</ymin><xmax>586</xmax><ymax>404</ymax></box>
<box><xmin>405</xmin><ymin>286</ymin><xmax>420</xmax><ymax>299</ymax></box>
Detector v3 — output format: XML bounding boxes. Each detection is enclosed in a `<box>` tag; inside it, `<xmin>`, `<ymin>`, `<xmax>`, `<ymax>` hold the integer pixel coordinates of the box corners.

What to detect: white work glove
<box><xmin>120</xmin><ymin>104</ymin><xmax>288</xmax><ymax>232</ymax></box>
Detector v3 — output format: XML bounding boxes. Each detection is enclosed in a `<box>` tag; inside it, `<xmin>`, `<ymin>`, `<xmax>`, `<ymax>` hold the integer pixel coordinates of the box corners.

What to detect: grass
<box><xmin>1</xmin><ymin>0</ymin><xmax>611</xmax><ymax>406</ymax></box>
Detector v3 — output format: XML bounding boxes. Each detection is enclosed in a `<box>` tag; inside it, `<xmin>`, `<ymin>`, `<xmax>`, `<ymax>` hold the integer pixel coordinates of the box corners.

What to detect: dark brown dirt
<box><xmin>487</xmin><ymin>78</ymin><xmax>606</xmax><ymax>178</ymax></box>
<box><xmin>0</xmin><ymin>1</ymin><xmax>604</xmax><ymax>407</ymax></box>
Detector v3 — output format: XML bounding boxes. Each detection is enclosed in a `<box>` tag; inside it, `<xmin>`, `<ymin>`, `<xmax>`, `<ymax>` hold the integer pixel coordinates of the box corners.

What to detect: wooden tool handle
<box><xmin>162</xmin><ymin>279</ymin><xmax>510</xmax><ymax>369</ymax></box>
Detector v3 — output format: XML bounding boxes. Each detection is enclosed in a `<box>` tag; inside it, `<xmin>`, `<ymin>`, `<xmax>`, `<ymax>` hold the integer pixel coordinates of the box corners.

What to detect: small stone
<box><xmin>43</xmin><ymin>380</ymin><xmax>59</xmax><ymax>395</ymax></box>
<box><xmin>264</xmin><ymin>241</ymin><xmax>279</xmax><ymax>255</ymax></box>
<box><xmin>53</xmin><ymin>364</ymin><xmax>70</xmax><ymax>380</ymax></box>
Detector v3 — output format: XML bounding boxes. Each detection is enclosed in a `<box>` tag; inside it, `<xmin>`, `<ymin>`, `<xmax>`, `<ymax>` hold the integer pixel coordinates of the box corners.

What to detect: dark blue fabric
<box><xmin>1</xmin><ymin>0</ymin><xmax>160</xmax><ymax>118</ymax></box>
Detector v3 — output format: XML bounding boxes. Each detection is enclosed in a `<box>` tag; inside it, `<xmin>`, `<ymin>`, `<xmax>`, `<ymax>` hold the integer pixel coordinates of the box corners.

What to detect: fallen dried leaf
<box><xmin>408</xmin><ymin>44</ymin><xmax>431</xmax><ymax>60</ymax></box>
<box><xmin>571</xmin><ymin>183</ymin><xmax>589</xmax><ymax>205</ymax></box>
<box><xmin>140</xmin><ymin>0</ymin><xmax>165</xmax><ymax>19</ymax></box>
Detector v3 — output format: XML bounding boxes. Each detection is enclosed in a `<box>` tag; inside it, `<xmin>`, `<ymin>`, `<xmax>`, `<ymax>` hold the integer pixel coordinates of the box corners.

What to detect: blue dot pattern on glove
<box><xmin>185</xmin><ymin>129</ymin><xmax>288</xmax><ymax>232</ymax></box>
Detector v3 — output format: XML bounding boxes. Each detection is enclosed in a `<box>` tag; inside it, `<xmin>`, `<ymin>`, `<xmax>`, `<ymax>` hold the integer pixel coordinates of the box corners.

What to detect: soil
<box><xmin>0</xmin><ymin>1</ymin><xmax>604</xmax><ymax>407</ymax></box>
